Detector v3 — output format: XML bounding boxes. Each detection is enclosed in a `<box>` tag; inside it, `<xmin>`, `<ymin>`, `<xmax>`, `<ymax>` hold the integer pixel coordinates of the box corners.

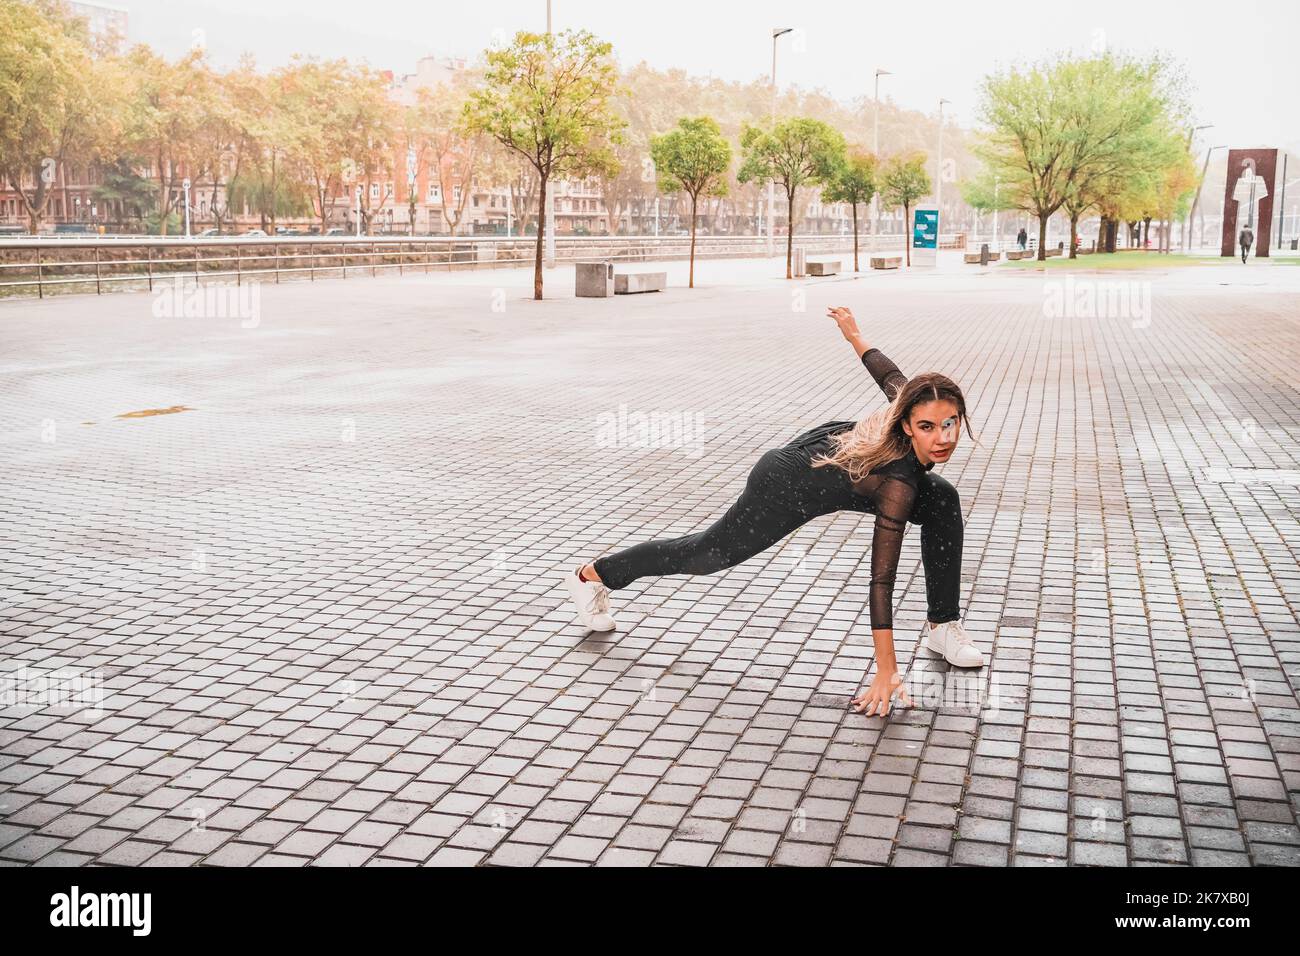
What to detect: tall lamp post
<box><xmin>872</xmin><ymin>68</ymin><xmax>891</xmax><ymax>241</ymax></box>
<box><xmin>767</xmin><ymin>27</ymin><xmax>793</xmax><ymax>257</ymax></box>
<box><xmin>936</xmin><ymin>98</ymin><xmax>949</xmax><ymax>243</ymax></box>
<box><xmin>1180</xmin><ymin>125</ymin><xmax>1212</xmax><ymax>251</ymax></box>
<box><xmin>992</xmin><ymin>175</ymin><xmax>999</xmax><ymax>252</ymax></box>
<box><xmin>1187</xmin><ymin>143</ymin><xmax>1224</xmax><ymax>252</ymax></box>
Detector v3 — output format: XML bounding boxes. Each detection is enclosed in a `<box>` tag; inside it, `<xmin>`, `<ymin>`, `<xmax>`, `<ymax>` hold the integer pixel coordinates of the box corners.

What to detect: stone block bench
<box><xmin>614</xmin><ymin>271</ymin><xmax>666</xmax><ymax>294</ymax></box>
<box><xmin>806</xmin><ymin>259</ymin><xmax>841</xmax><ymax>276</ymax></box>
<box><xmin>869</xmin><ymin>256</ymin><xmax>901</xmax><ymax>270</ymax></box>
<box><xmin>964</xmin><ymin>252</ymin><xmax>1003</xmax><ymax>264</ymax></box>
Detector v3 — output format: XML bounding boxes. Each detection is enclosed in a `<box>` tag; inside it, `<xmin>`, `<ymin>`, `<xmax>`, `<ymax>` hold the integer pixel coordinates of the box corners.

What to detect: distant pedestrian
<box><xmin>1017</xmin><ymin>227</ymin><xmax>1027</xmax><ymax>251</ymax></box>
<box><xmin>1239</xmin><ymin>225</ymin><xmax>1254</xmax><ymax>264</ymax></box>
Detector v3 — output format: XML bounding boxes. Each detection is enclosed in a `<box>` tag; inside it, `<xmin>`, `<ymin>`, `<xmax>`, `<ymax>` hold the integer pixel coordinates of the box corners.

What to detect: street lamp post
<box><xmin>1275</xmin><ymin>154</ymin><xmax>1288</xmax><ymax>249</ymax></box>
<box><xmin>767</xmin><ymin>27</ymin><xmax>793</xmax><ymax>257</ymax></box>
<box><xmin>936</xmin><ymin>99</ymin><xmax>949</xmax><ymax>243</ymax></box>
<box><xmin>182</xmin><ymin>178</ymin><xmax>191</xmax><ymax>237</ymax></box>
<box><xmin>1180</xmin><ymin>125</ymin><xmax>1212</xmax><ymax>251</ymax></box>
<box><xmin>872</xmin><ymin>68</ymin><xmax>891</xmax><ymax>242</ymax></box>
<box><xmin>1187</xmin><ymin>143</ymin><xmax>1224</xmax><ymax>251</ymax></box>
<box><xmin>992</xmin><ymin>175</ymin><xmax>999</xmax><ymax>252</ymax></box>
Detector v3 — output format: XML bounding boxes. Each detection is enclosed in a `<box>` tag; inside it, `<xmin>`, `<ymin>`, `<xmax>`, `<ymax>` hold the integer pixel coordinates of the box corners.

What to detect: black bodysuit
<box><xmin>593</xmin><ymin>348</ymin><xmax>960</xmax><ymax>631</ymax></box>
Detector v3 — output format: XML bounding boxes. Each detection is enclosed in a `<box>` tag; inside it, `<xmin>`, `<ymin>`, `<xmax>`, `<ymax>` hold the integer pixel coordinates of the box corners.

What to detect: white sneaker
<box><xmin>923</xmin><ymin>619</ymin><xmax>984</xmax><ymax>667</ymax></box>
<box><xmin>563</xmin><ymin>566</ymin><xmax>617</xmax><ymax>632</ymax></box>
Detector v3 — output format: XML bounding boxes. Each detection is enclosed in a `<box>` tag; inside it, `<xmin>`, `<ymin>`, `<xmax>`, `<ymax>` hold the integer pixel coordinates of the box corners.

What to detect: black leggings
<box><xmin>592</xmin><ymin>444</ymin><xmax>964</xmax><ymax>624</ymax></box>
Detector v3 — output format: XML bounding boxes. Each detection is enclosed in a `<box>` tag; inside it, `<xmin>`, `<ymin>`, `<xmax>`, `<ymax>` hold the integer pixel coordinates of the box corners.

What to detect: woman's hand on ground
<box><xmin>827</xmin><ymin>306</ymin><xmax>862</xmax><ymax>344</ymax></box>
<box><xmin>850</xmin><ymin>668</ymin><xmax>911</xmax><ymax>717</ymax></box>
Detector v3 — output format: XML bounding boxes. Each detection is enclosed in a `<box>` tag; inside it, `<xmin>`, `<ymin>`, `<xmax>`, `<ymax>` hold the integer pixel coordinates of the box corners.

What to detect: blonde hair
<box><xmin>810</xmin><ymin>372</ymin><xmax>976</xmax><ymax>483</ymax></box>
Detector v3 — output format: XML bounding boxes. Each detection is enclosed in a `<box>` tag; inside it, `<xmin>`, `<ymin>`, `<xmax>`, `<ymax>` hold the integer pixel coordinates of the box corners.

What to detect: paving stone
<box><xmin>2</xmin><ymin>259</ymin><xmax>1297</xmax><ymax>870</ymax></box>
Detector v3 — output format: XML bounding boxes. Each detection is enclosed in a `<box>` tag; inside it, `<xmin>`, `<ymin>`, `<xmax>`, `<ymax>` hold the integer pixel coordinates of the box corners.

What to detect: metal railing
<box><xmin>0</xmin><ymin>233</ymin><xmax>965</xmax><ymax>299</ymax></box>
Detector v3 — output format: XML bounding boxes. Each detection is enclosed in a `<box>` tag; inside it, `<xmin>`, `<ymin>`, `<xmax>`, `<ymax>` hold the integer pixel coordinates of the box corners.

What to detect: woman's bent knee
<box><xmin>911</xmin><ymin>472</ymin><xmax>960</xmax><ymax>525</ymax></box>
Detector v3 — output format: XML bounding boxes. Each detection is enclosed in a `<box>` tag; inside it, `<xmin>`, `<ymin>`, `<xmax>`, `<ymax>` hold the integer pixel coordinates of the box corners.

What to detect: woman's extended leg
<box><xmin>591</xmin><ymin>448</ymin><xmax>822</xmax><ymax>591</ymax></box>
<box><xmin>908</xmin><ymin>470</ymin><xmax>963</xmax><ymax>625</ymax></box>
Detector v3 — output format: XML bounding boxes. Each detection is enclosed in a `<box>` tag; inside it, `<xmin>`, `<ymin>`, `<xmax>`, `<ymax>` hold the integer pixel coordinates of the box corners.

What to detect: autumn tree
<box><xmin>120</xmin><ymin>46</ymin><xmax>220</xmax><ymax>234</ymax></box>
<box><xmin>0</xmin><ymin>0</ymin><xmax>117</xmax><ymax>233</ymax></box>
<box><xmin>345</xmin><ymin>66</ymin><xmax>399</xmax><ymax>235</ymax></box>
<box><xmin>422</xmin><ymin>69</ymin><xmax>490</xmax><ymax>237</ymax></box>
<box><xmin>274</xmin><ymin>57</ymin><xmax>357</xmax><ymax>234</ymax></box>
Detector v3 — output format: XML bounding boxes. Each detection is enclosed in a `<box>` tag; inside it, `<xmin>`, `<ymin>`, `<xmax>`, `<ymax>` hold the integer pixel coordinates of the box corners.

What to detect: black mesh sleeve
<box><xmin>867</xmin><ymin>475</ymin><xmax>918</xmax><ymax>630</ymax></box>
<box><xmin>861</xmin><ymin>348</ymin><xmax>908</xmax><ymax>402</ymax></box>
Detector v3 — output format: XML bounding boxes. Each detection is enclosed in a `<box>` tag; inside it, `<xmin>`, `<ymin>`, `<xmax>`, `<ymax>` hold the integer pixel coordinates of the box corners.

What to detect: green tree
<box><xmin>463</xmin><ymin>29</ymin><xmax>625</xmax><ymax>299</ymax></box>
<box><xmin>738</xmin><ymin>118</ymin><xmax>847</xmax><ymax>278</ymax></box>
<box><xmin>879</xmin><ymin>154</ymin><xmax>931</xmax><ymax>267</ymax></box>
<box><xmin>92</xmin><ymin>158</ymin><xmax>153</xmax><ymax>231</ymax></box>
<box><xmin>960</xmin><ymin>169</ymin><xmax>1017</xmax><ymax>248</ymax></box>
<box><xmin>975</xmin><ymin>53</ymin><xmax>1181</xmax><ymax>261</ymax></box>
<box><xmin>649</xmin><ymin>117</ymin><xmax>732</xmax><ymax>288</ymax></box>
<box><xmin>821</xmin><ymin>148</ymin><xmax>876</xmax><ymax>272</ymax></box>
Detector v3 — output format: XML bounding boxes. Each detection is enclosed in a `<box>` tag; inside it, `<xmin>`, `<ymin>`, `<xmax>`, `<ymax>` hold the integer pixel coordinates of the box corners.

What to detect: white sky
<box><xmin>122</xmin><ymin>0</ymin><xmax>1298</xmax><ymax>152</ymax></box>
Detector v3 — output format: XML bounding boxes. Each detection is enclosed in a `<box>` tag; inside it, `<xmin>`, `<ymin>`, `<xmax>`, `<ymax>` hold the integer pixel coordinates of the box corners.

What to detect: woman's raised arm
<box><xmin>827</xmin><ymin>306</ymin><xmax>908</xmax><ymax>402</ymax></box>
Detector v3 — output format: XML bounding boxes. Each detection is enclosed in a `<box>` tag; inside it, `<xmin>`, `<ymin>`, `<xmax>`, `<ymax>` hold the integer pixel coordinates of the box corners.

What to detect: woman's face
<box><xmin>903</xmin><ymin>399</ymin><xmax>961</xmax><ymax>466</ymax></box>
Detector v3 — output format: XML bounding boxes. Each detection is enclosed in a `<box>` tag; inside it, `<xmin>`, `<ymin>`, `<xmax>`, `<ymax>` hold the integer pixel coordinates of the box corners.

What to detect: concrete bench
<box><xmin>869</xmin><ymin>256</ymin><xmax>901</xmax><ymax>270</ymax></box>
<box><xmin>964</xmin><ymin>252</ymin><xmax>1003</xmax><ymax>264</ymax></box>
<box><xmin>1005</xmin><ymin>250</ymin><xmax>1029</xmax><ymax>260</ymax></box>
<box><xmin>1043</xmin><ymin>247</ymin><xmax>1062</xmax><ymax>258</ymax></box>
<box><xmin>806</xmin><ymin>259</ymin><xmax>840</xmax><ymax>276</ymax></box>
<box><xmin>614</xmin><ymin>271</ymin><xmax>666</xmax><ymax>294</ymax></box>
<box><xmin>576</xmin><ymin>260</ymin><xmax>615</xmax><ymax>297</ymax></box>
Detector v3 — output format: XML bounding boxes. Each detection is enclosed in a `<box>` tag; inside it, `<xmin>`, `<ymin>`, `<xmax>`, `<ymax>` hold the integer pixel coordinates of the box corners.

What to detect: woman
<box><xmin>563</xmin><ymin>306</ymin><xmax>982</xmax><ymax>717</ymax></box>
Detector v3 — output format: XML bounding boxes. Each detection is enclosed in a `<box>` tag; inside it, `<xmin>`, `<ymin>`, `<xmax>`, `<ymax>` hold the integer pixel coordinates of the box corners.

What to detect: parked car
<box><xmin>198</xmin><ymin>228</ymin><xmax>221</xmax><ymax>237</ymax></box>
<box><xmin>243</xmin><ymin>229</ymin><xmax>267</xmax><ymax>237</ymax></box>
<box><xmin>324</xmin><ymin>228</ymin><xmax>347</xmax><ymax>236</ymax></box>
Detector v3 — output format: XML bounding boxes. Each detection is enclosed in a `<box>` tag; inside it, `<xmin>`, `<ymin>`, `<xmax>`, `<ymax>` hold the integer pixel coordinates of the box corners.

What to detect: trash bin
<box><xmin>576</xmin><ymin>260</ymin><xmax>615</xmax><ymax>297</ymax></box>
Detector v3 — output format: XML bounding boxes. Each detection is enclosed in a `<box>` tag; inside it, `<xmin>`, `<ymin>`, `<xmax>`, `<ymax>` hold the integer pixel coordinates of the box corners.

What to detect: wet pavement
<box><xmin>1</xmin><ymin>254</ymin><xmax>1298</xmax><ymax>866</ymax></box>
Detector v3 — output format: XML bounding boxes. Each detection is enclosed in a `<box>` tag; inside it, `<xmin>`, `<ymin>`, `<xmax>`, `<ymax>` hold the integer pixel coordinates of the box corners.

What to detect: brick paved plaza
<box><xmin>2</xmin><ymin>254</ymin><xmax>1298</xmax><ymax>866</ymax></box>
